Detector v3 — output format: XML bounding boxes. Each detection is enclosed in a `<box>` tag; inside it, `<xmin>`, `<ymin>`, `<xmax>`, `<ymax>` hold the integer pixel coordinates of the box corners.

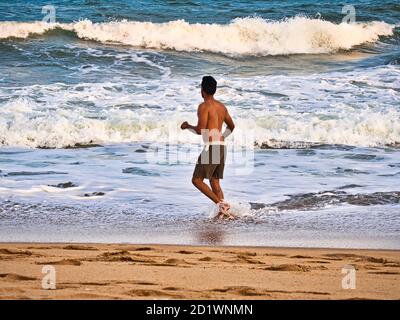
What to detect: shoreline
<box><xmin>0</xmin><ymin>242</ymin><xmax>399</xmax><ymax>300</ymax></box>
<box><xmin>2</xmin><ymin>242</ymin><xmax>400</xmax><ymax>252</ymax></box>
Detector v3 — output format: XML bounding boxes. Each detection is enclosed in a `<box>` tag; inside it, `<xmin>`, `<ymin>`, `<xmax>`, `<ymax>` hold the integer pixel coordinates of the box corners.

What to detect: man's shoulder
<box><xmin>198</xmin><ymin>100</ymin><xmax>226</xmax><ymax>111</ymax></box>
<box><xmin>198</xmin><ymin>102</ymin><xmax>208</xmax><ymax>109</ymax></box>
<box><xmin>197</xmin><ymin>102</ymin><xmax>210</xmax><ymax>115</ymax></box>
<box><xmin>214</xmin><ymin>99</ymin><xmax>226</xmax><ymax>109</ymax></box>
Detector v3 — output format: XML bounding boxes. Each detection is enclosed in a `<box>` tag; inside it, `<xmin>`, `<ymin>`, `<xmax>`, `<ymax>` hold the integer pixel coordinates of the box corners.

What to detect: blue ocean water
<box><xmin>0</xmin><ymin>1</ymin><xmax>399</xmax><ymax>248</ymax></box>
<box><xmin>1</xmin><ymin>0</ymin><xmax>400</xmax><ymax>24</ymax></box>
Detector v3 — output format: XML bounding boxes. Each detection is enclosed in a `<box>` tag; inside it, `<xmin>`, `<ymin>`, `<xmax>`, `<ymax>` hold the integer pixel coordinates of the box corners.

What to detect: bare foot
<box><xmin>217</xmin><ymin>212</ymin><xmax>225</xmax><ymax>220</ymax></box>
<box><xmin>215</xmin><ymin>211</ymin><xmax>235</xmax><ymax>221</ymax></box>
<box><xmin>223</xmin><ymin>211</ymin><xmax>235</xmax><ymax>220</ymax></box>
<box><xmin>217</xmin><ymin>201</ymin><xmax>235</xmax><ymax>220</ymax></box>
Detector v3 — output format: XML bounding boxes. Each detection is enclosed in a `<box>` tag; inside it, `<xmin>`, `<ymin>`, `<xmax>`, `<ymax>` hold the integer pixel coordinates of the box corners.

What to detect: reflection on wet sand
<box><xmin>194</xmin><ymin>223</ymin><xmax>225</xmax><ymax>245</ymax></box>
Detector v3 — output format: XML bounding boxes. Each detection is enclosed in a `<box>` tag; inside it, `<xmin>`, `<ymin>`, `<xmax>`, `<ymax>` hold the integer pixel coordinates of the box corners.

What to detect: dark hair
<box><xmin>201</xmin><ymin>76</ymin><xmax>217</xmax><ymax>95</ymax></box>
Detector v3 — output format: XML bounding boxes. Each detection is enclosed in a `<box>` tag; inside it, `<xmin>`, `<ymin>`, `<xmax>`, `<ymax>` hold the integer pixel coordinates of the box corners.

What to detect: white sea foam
<box><xmin>208</xmin><ymin>200</ymin><xmax>252</xmax><ymax>219</ymax></box>
<box><xmin>0</xmin><ymin>95</ymin><xmax>399</xmax><ymax>149</ymax></box>
<box><xmin>0</xmin><ymin>21</ymin><xmax>55</xmax><ymax>39</ymax></box>
<box><xmin>0</xmin><ymin>17</ymin><xmax>394</xmax><ymax>55</ymax></box>
<box><xmin>0</xmin><ymin>65</ymin><xmax>399</xmax><ymax>149</ymax></box>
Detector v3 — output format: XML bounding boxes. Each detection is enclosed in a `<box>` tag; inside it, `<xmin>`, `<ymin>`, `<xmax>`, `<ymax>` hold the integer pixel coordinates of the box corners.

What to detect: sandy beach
<box><xmin>0</xmin><ymin>243</ymin><xmax>399</xmax><ymax>300</ymax></box>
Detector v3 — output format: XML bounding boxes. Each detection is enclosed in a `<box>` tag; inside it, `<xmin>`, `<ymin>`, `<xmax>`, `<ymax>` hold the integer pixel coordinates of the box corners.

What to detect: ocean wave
<box><xmin>0</xmin><ymin>97</ymin><xmax>399</xmax><ymax>149</ymax></box>
<box><xmin>1</xmin><ymin>63</ymin><xmax>399</xmax><ymax>149</ymax></box>
<box><xmin>0</xmin><ymin>17</ymin><xmax>395</xmax><ymax>56</ymax></box>
<box><xmin>238</xmin><ymin>108</ymin><xmax>400</xmax><ymax>149</ymax></box>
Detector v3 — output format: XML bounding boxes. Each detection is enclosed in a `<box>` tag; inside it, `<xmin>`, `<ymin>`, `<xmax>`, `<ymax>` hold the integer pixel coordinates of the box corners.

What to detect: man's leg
<box><xmin>192</xmin><ymin>177</ymin><xmax>220</xmax><ymax>204</ymax></box>
<box><xmin>210</xmin><ymin>177</ymin><xmax>224</xmax><ymax>202</ymax></box>
<box><xmin>210</xmin><ymin>177</ymin><xmax>234</xmax><ymax>219</ymax></box>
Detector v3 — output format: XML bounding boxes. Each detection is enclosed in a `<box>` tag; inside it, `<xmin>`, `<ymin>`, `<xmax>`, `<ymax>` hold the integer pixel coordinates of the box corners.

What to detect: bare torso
<box><xmin>200</xmin><ymin>99</ymin><xmax>227</xmax><ymax>143</ymax></box>
<box><xmin>181</xmin><ymin>96</ymin><xmax>234</xmax><ymax>144</ymax></box>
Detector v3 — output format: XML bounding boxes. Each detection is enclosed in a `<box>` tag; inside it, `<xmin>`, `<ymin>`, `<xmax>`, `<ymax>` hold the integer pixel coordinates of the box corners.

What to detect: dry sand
<box><xmin>0</xmin><ymin>243</ymin><xmax>399</xmax><ymax>299</ymax></box>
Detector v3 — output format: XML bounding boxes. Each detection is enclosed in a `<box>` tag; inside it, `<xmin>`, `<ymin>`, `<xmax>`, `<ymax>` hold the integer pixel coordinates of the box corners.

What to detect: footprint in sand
<box><xmin>96</xmin><ymin>251</ymin><xmax>156</xmax><ymax>263</ymax></box>
<box><xmin>322</xmin><ymin>253</ymin><xmax>361</xmax><ymax>260</ymax></box>
<box><xmin>63</xmin><ymin>245</ymin><xmax>98</xmax><ymax>251</ymax></box>
<box><xmin>0</xmin><ymin>248</ymin><xmax>33</xmax><ymax>256</ymax></box>
<box><xmin>176</xmin><ymin>250</ymin><xmax>199</xmax><ymax>255</ymax></box>
<box><xmin>113</xmin><ymin>280</ymin><xmax>156</xmax><ymax>286</ymax></box>
<box><xmin>307</xmin><ymin>260</ymin><xmax>331</xmax><ymax>264</ymax></box>
<box><xmin>126</xmin><ymin>289</ymin><xmax>181</xmax><ymax>298</ymax></box>
<box><xmin>133</xmin><ymin>247</ymin><xmax>153</xmax><ymax>251</ymax></box>
<box><xmin>263</xmin><ymin>253</ymin><xmax>287</xmax><ymax>257</ymax></box>
<box><xmin>236</xmin><ymin>255</ymin><xmax>264</xmax><ymax>264</ymax></box>
<box><xmin>322</xmin><ymin>253</ymin><xmax>389</xmax><ymax>264</ymax></box>
<box><xmin>116</xmin><ymin>246</ymin><xmax>153</xmax><ymax>251</ymax></box>
<box><xmin>68</xmin><ymin>293</ymin><xmax>117</xmax><ymax>299</ymax></box>
<box><xmin>36</xmin><ymin>259</ymin><xmax>82</xmax><ymax>266</ymax></box>
<box><xmin>163</xmin><ymin>287</ymin><xmax>183</xmax><ymax>291</ymax></box>
<box><xmin>212</xmin><ymin>286</ymin><xmax>266</xmax><ymax>297</ymax></box>
<box><xmin>264</xmin><ymin>264</ymin><xmax>311</xmax><ymax>272</ymax></box>
<box><xmin>164</xmin><ymin>258</ymin><xmax>195</xmax><ymax>265</ymax></box>
<box><xmin>57</xmin><ymin>281</ymin><xmax>112</xmax><ymax>290</ymax></box>
<box><xmin>199</xmin><ymin>256</ymin><xmax>212</xmax><ymax>262</ymax></box>
<box><xmin>0</xmin><ymin>273</ymin><xmax>37</xmax><ymax>281</ymax></box>
<box><xmin>235</xmin><ymin>251</ymin><xmax>257</xmax><ymax>257</ymax></box>
<box><xmin>130</xmin><ymin>281</ymin><xmax>156</xmax><ymax>286</ymax></box>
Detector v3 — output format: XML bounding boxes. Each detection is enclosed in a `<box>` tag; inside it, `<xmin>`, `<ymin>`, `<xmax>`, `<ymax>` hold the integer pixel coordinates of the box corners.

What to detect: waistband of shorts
<box><xmin>203</xmin><ymin>141</ymin><xmax>225</xmax><ymax>146</ymax></box>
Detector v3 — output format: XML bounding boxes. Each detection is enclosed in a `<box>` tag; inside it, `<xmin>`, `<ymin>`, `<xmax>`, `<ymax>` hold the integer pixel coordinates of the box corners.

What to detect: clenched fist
<box><xmin>180</xmin><ymin>121</ymin><xmax>189</xmax><ymax>130</ymax></box>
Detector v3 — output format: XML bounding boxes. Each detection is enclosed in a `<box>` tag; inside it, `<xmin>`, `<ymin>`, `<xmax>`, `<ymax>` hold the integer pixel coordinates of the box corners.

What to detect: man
<box><xmin>181</xmin><ymin>76</ymin><xmax>235</xmax><ymax>219</ymax></box>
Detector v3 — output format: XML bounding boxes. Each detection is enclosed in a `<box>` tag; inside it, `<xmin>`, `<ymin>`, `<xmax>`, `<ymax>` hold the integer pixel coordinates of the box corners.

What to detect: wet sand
<box><xmin>0</xmin><ymin>243</ymin><xmax>399</xmax><ymax>299</ymax></box>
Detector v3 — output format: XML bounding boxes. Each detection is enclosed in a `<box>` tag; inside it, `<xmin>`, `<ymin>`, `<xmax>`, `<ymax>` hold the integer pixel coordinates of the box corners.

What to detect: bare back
<box><xmin>197</xmin><ymin>99</ymin><xmax>234</xmax><ymax>143</ymax></box>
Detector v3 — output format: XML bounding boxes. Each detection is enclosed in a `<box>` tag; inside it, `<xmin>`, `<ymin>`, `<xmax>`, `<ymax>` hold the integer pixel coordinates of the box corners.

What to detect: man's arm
<box><xmin>222</xmin><ymin>108</ymin><xmax>235</xmax><ymax>139</ymax></box>
<box><xmin>181</xmin><ymin>104</ymin><xmax>208</xmax><ymax>135</ymax></box>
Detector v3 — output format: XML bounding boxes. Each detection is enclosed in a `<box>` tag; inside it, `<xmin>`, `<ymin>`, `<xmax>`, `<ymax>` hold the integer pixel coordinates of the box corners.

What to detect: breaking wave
<box><xmin>0</xmin><ymin>97</ymin><xmax>399</xmax><ymax>149</ymax></box>
<box><xmin>0</xmin><ymin>17</ymin><xmax>395</xmax><ymax>56</ymax></box>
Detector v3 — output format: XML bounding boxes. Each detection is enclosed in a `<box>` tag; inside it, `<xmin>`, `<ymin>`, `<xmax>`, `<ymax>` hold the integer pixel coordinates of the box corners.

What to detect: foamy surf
<box><xmin>0</xmin><ymin>17</ymin><xmax>395</xmax><ymax>56</ymax></box>
<box><xmin>208</xmin><ymin>200</ymin><xmax>252</xmax><ymax>219</ymax></box>
<box><xmin>1</xmin><ymin>68</ymin><xmax>399</xmax><ymax>150</ymax></box>
<box><xmin>1</xmin><ymin>99</ymin><xmax>399</xmax><ymax>148</ymax></box>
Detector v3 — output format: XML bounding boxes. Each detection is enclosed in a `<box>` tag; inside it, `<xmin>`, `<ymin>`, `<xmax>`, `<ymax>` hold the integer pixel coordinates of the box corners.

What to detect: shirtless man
<box><xmin>181</xmin><ymin>76</ymin><xmax>235</xmax><ymax>219</ymax></box>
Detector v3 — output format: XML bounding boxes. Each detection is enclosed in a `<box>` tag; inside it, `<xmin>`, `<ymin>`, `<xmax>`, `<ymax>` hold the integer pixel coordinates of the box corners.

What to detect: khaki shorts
<box><xmin>193</xmin><ymin>145</ymin><xmax>226</xmax><ymax>180</ymax></box>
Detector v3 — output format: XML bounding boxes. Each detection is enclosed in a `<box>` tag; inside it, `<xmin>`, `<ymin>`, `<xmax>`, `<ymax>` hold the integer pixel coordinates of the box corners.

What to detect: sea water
<box><xmin>0</xmin><ymin>0</ymin><xmax>399</xmax><ymax>248</ymax></box>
